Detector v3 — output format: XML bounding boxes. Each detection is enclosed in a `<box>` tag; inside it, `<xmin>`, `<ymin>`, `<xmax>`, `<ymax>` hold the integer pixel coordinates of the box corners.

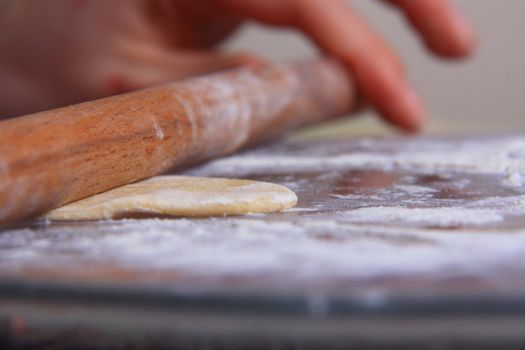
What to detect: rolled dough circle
<box><xmin>45</xmin><ymin>176</ymin><xmax>297</xmax><ymax>221</ymax></box>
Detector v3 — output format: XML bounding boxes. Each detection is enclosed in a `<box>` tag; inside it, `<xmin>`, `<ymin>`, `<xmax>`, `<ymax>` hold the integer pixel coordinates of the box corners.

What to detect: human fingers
<box><xmin>293</xmin><ymin>0</ymin><xmax>426</xmax><ymax>130</ymax></box>
<box><xmin>386</xmin><ymin>0</ymin><xmax>476</xmax><ymax>57</ymax></box>
<box><xmin>216</xmin><ymin>0</ymin><xmax>425</xmax><ymax>131</ymax></box>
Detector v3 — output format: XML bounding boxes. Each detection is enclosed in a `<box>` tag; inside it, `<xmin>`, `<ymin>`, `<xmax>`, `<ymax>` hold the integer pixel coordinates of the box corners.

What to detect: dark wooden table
<box><xmin>2</xmin><ymin>135</ymin><xmax>525</xmax><ymax>349</ymax></box>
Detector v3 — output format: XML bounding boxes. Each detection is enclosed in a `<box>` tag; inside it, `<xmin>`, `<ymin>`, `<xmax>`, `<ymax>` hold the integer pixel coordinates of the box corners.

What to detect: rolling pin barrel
<box><xmin>0</xmin><ymin>59</ymin><xmax>356</xmax><ymax>224</ymax></box>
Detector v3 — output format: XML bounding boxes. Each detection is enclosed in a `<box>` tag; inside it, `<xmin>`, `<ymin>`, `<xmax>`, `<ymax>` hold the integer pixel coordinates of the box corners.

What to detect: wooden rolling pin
<box><xmin>0</xmin><ymin>58</ymin><xmax>356</xmax><ymax>224</ymax></box>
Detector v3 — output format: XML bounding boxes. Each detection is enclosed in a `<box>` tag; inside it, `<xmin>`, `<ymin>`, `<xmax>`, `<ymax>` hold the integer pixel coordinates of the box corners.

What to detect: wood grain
<box><xmin>0</xmin><ymin>59</ymin><xmax>356</xmax><ymax>224</ymax></box>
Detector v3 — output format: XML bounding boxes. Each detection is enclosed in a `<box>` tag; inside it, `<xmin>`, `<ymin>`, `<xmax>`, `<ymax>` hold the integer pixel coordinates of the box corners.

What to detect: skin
<box><xmin>0</xmin><ymin>0</ymin><xmax>476</xmax><ymax>130</ymax></box>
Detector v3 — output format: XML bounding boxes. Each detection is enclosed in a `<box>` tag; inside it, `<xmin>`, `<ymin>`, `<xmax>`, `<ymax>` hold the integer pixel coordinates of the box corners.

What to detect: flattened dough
<box><xmin>45</xmin><ymin>176</ymin><xmax>297</xmax><ymax>221</ymax></box>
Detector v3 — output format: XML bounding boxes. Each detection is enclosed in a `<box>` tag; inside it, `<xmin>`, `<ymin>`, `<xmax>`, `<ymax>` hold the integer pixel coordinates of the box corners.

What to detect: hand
<box><xmin>0</xmin><ymin>0</ymin><xmax>475</xmax><ymax>130</ymax></box>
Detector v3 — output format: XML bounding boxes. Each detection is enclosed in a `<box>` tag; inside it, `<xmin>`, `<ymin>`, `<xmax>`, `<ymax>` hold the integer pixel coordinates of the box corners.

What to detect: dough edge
<box><xmin>45</xmin><ymin>176</ymin><xmax>298</xmax><ymax>221</ymax></box>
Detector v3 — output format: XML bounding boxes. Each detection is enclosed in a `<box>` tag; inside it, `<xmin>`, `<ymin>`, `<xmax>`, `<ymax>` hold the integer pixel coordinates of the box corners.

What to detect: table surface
<box><xmin>2</xmin><ymin>134</ymin><xmax>525</xmax><ymax>347</ymax></box>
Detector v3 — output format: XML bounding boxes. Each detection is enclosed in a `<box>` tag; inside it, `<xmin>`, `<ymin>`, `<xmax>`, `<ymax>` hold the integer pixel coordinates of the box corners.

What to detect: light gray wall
<box><xmin>226</xmin><ymin>0</ymin><xmax>525</xmax><ymax>131</ymax></box>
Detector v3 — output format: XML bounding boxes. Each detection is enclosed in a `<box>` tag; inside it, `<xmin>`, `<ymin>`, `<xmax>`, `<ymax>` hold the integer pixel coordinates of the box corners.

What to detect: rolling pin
<box><xmin>0</xmin><ymin>58</ymin><xmax>356</xmax><ymax>224</ymax></box>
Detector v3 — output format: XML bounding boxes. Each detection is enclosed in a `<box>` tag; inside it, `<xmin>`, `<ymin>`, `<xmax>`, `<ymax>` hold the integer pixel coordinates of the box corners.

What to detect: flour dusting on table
<box><xmin>190</xmin><ymin>136</ymin><xmax>525</xmax><ymax>186</ymax></box>
<box><xmin>2</xmin><ymin>136</ymin><xmax>525</xmax><ymax>292</ymax></box>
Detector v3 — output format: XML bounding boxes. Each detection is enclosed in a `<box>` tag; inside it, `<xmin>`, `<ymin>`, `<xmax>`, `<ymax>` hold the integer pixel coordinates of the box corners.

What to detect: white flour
<box><xmin>2</xmin><ymin>136</ymin><xmax>525</xmax><ymax>288</ymax></box>
<box><xmin>2</xmin><ymin>218</ymin><xmax>525</xmax><ymax>285</ymax></box>
<box><xmin>189</xmin><ymin>137</ymin><xmax>525</xmax><ymax>186</ymax></box>
<box><xmin>394</xmin><ymin>185</ymin><xmax>438</xmax><ymax>194</ymax></box>
<box><xmin>176</xmin><ymin>66</ymin><xmax>296</xmax><ymax>156</ymax></box>
<box><xmin>337</xmin><ymin>207</ymin><xmax>504</xmax><ymax>227</ymax></box>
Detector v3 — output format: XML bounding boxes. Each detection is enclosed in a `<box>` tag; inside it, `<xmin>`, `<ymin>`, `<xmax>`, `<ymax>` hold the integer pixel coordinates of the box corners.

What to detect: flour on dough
<box><xmin>45</xmin><ymin>176</ymin><xmax>297</xmax><ymax>221</ymax></box>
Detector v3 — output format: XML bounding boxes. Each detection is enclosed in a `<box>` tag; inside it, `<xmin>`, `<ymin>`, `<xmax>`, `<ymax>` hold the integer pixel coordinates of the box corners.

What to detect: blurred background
<box><xmin>226</xmin><ymin>0</ymin><xmax>525</xmax><ymax>135</ymax></box>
